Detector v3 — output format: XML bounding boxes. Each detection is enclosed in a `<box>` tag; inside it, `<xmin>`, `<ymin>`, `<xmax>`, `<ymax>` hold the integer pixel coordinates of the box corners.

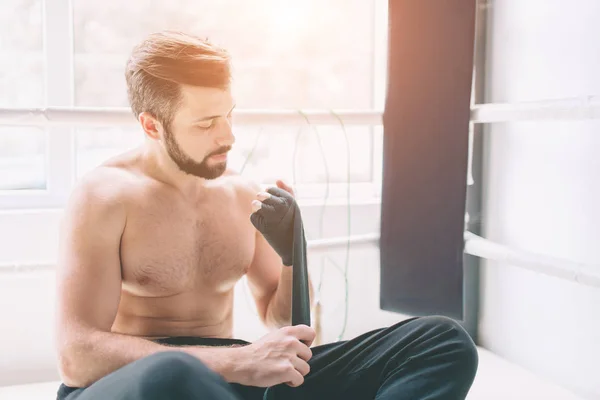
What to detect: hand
<box><xmin>250</xmin><ymin>180</ymin><xmax>298</xmax><ymax>266</ymax></box>
<box><xmin>235</xmin><ymin>325</ymin><xmax>316</xmax><ymax>388</ymax></box>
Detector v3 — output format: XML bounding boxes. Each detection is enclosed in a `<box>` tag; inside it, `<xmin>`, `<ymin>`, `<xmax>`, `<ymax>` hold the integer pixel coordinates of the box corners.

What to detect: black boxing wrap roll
<box><xmin>250</xmin><ymin>187</ymin><xmax>311</xmax><ymax>327</ymax></box>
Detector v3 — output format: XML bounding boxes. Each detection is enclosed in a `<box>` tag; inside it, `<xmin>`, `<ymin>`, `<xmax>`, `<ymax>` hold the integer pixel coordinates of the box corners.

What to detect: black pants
<box><xmin>57</xmin><ymin>316</ymin><xmax>478</xmax><ymax>400</ymax></box>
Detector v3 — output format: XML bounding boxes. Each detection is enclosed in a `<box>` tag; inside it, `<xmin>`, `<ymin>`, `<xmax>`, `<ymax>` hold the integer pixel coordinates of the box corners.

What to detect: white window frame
<box><xmin>43</xmin><ymin>0</ymin><xmax>75</xmax><ymax>205</ymax></box>
<box><xmin>0</xmin><ymin>108</ymin><xmax>384</xmax><ymax>209</ymax></box>
<box><xmin>0</xmin><ymin>0</ymin><xmax>389</xmax><ymax>210</ymax></box>
<box><xmin>0</xmin><ymin>0</ymin><xmax>74</xmax><ymax>209</ymax></box>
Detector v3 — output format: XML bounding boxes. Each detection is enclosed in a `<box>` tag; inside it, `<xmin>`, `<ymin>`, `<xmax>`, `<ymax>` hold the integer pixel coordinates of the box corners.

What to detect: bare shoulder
<box><xmin>67</xmin><ymin>148</ymin><xmax>146</xmax><ymax>208</ymax></box>
<box><xmin>221</xmin><ymin>169</ymin><xmax>262</xmax><ymax>202</ymax></box>
<box><xmin>64</xmin><ymin>164</ymin><xmax>136</xmax><ymax>220</ymax></box>
<box><xmin>58</xmin><ymin>166</ymin><xmax>132</xmax><ymax>273</ymax></box>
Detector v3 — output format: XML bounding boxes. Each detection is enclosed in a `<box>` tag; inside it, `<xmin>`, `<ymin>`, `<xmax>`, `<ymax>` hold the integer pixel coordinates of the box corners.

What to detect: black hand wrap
<box><xmin>250</xmin><ymin>187</ymin><xmax>311</xmax><ymax>327</ymax></box>
<box><xmin>250</xmin><ymin>187</ymin><xmax>296</xmax><ymax>266</ymax></box>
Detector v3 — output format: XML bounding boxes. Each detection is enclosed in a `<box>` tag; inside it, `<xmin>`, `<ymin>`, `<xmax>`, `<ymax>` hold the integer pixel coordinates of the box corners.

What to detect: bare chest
<box><xmin>120</xmin><ymin>195</ymin><xmax>256</xmax><ymax>296</ymax></box>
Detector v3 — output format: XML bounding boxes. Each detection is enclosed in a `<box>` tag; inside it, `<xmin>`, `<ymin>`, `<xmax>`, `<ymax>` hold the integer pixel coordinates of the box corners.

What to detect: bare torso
<box><xmin>104</xmin><ymin>149</ymin><xmax>257</xmax><ymax>339</ymax></box>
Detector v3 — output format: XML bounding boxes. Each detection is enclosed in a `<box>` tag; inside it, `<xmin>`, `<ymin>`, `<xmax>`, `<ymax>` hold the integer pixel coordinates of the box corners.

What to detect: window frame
<box><xmin>0</xmin><ymin>0</ymin><xmax>388</xmax><ymax>210</ymax></box>
<box><xmin>43</xmin><ymin>0</ymin><xmax>76</xmax><ymax>206</ymax></box>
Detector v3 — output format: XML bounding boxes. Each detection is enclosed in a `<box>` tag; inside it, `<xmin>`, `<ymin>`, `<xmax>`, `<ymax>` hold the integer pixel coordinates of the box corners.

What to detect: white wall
<box><xmin>0</xmin><ymin>202</ymin><xmax>404</xmax><ymax>386</ymax></box>
<box><xmin>8</xmin><ymin>2</ymin><xmax>600</xmax><ymax>395</ymax></box>
<box><xmin>479</xmin><ymin>1</ymin><xmax>600</xmax><ymax>398</ymax></box>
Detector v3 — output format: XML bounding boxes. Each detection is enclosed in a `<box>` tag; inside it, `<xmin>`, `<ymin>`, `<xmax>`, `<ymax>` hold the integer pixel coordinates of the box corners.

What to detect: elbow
<box><xmin>58</xmin><ymin>353</ymin><xmax>82</xmax><ymax>388</ymax></box>
<box><xmin>57</xmin><ymin>339</ymin><xmax>95</xmax><ymax>388</ymax></box>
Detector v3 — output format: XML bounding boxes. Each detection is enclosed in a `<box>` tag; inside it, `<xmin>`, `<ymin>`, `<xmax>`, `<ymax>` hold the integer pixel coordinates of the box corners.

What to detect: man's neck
<box><xmin>141</xmin><ymin>142</ymin><xmax>206</xmax><ymax>196</ymax></box>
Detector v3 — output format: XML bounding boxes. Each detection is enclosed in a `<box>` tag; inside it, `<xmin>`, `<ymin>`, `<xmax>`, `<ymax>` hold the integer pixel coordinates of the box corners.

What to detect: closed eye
<box><xmin>196</xmin><ymin>121</ymin><xmax>214</xmax><ymax>130</ymax></box>
<box><xmin>195</xmin><ymin>104</ymin><xmax>235</xmax><ymax>130</ymax></box>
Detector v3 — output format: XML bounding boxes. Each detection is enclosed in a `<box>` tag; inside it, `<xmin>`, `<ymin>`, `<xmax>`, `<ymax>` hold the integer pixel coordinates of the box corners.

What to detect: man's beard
<box><xmin>164</xmin><ymin>128</ymin><xmax>230</xmax><ymax>179</ymax></box>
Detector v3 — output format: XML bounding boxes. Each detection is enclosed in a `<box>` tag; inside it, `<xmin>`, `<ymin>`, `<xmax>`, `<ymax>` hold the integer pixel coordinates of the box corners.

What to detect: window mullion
<box><xmin>371</xmin><ymin>0</ymin><xmax>388</xmax><ymax>198</ymax></box>
<box><xmin>43</xmin><ymin>0</ymin><xmax>75</xmax><ymax>206</ymax></box>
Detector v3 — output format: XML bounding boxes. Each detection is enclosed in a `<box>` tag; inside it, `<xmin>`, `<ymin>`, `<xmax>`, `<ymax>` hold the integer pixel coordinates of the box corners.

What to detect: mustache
<box><xmin>208</xmin><ymin>146</ymin><xmax>232</xmax><ymax>157</ymax></box>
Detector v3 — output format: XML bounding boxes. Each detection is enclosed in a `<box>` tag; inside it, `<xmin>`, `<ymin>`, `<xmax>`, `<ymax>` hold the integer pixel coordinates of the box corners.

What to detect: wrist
<box><xmin>182</xmin><ymin>346</ymin><xmax>248</xmax><ymax>384</ymax></box>
<box><xmin>223</xmin><ymin>344</ymin><xmax>257</xmax><ymax>385</ymax></box>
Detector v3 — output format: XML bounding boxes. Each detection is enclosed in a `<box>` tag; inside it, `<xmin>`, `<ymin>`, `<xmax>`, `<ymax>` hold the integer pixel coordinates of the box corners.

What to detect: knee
<box><xmin>414</xmin><ymin>315</ymin><xmax>468</xmax><ymax>336</ymax></box>
<box><xmin>418</xmin><ymin>316</ymin><xmax>479</xmax><ymax>375</ymax></box>
<box><xmin>397</xmin><ymin>316</ymin><xmax>478</xmax><ymax>376</ymax></box>
<box><xmin>137</xmin><ymin>351</ymin><xmax>222</xmax><ymax>395</ymax></box>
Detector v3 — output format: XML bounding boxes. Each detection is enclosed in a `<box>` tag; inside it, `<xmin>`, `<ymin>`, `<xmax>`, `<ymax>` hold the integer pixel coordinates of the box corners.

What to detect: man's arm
<box><xmin>54</xmin><ymin>169</ymin><xmax>238</xmax><ymax>387</ymax></box>
<box><xmin>245</xmin><ymin>181</ymin><xmax>314</xmax><ymax>329</ymax></box>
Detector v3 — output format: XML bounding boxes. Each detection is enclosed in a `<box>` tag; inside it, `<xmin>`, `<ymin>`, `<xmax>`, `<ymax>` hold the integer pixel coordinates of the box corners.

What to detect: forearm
<box><xmin>58</xmin><ymin>329</ymin><xmax>238</xmax><ymax>387</ymax></box>
<box><xmin>264</xmin><ymin>266</ymin><xmax>314</xmax><ymax>328</ymax></box>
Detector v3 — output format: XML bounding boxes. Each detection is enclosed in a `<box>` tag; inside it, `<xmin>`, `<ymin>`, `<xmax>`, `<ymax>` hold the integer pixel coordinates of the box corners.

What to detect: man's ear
<box><xmin>139</xmin><ymin>112</ymin><xmax>162</xmax><ymax>140</ymax></box>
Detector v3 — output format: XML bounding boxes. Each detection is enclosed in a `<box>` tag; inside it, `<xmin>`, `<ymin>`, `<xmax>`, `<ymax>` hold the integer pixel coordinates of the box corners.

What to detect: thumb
<box><xmin>276</xmin><ymin>180</ymin><xmax>295</xmax><ymax>196</ymax></box>
<box><xmin>250</xmin><ymin>211</ymin><xmax>264</xmax><ymax>230</ymax></box>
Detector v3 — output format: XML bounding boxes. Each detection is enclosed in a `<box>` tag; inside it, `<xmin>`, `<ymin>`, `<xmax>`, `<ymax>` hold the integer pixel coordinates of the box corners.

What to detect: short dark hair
<box><xmin>125</xmin><ymin>30</ymin><xmax>231</xmax><ymax>128</ymax></box>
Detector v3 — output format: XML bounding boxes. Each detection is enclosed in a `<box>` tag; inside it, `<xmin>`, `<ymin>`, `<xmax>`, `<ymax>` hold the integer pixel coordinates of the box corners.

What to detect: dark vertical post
<box><xmin>380</xmin><ymin>0</ymin><xmax>477</xmax><ymax>321</ymax></box>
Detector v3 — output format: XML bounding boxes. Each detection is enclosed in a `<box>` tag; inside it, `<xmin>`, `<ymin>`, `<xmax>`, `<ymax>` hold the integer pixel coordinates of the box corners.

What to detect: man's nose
<box><xmin>215</xmin><ymin>117</ymin><xmax>235</xmax><ymax>147</ymax></box>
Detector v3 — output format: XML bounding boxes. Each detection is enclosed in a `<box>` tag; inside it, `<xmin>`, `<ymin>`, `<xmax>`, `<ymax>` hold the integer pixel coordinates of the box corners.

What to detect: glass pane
<box><xmin>76</xmin><ymin>124</ymin><xmax>373</xmax><ymax>192</ymax></box>
<box><xmin>233</xmin><ymin>125</ymin><xmax>373</xmax><ymax>185</ymax></box>
<box><xmin>73</xmin><ymin>0</ymin><xmax>378</xmax><ymax>109</ymax></box>
<box><xmin>0</xmin><ymin>0</ymin><xmax>44</xmax><ymax>107</ymax></box>
<box><xmin>76</xmin><ymin>127</ymin><xmax>144</xmax><ymax>178</ymax></box>
<box><xmin>0</xmin><ymin>128</ymin><xmax>46</xmax><ymax>190</ymax></box>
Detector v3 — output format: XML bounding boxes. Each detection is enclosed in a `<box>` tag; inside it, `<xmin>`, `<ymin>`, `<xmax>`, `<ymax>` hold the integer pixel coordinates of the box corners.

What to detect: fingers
<box><xmin>285</xmin><ymin>357</ymin><xmax>308</xmax><ymax>388</ymax></box>
<box><xmin>285</xmin><ymin>368</ymin><xmax>305</xmax><ymax>387</ymax></box>
<box><xmin>251</xmin><ymin>200</ymin><xmax>277</xmax><ymax>214</ymax></box>
<box><xmin>255</xmin><ymin>191</ymin><xmax>287</xmax><ymax>209</ymax></box>
<box><xmin>290</xmin><ymin>356</ymin><xmax>310</xmax><ymax>377</ymax></box>
<box><xmin>256</xmin><ymin>192</ymin><xmax>270</xmax><ymax>201</ymax></box>
<box><xmin>276</xmin><ymin>180</ymin><xmax>295</xmax><ymax>196</ymax></box>
<box><xmin>266</xmin><ymin>186</ymin><xmax>292</xmax><ymax>200</ymax></box>
<box><xmin>286</xmin><ymin>324</ymin><xmax>317</xmax><ymax>344</ymax></box>
<box><xmin>258</xmin><ymin>190</ymin><xmax>283</xmax><ymax>204</ymax></box>
<box><xmin>302</xmin><ymin>336</ymin><xmax>315</xmax><ymax>349</ymax></box>
<box><xmin>249</xmin><ymin>211</ymin><xmax>263</xmax><ymax>232</ymax></box>
<box><xmin>294</xmin><ymin>340</ymin><xmax>313</xmax><ymax>362</ymax></box>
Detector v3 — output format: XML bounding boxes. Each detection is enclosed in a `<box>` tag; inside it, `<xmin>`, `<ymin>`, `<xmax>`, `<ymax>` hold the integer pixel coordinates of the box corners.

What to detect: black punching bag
<box><xmin>379</xmin><ymin>0</ymin><xmax>477</xmax><ymax>320</ymax></box>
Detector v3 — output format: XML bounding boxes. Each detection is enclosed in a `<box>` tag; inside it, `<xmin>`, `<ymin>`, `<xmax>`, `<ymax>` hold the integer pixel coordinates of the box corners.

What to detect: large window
<box><xmin>0</xmin><ymin>0</ymin><xmax>45</xmax><ymax>191</ymax></box>
<box><xmin>73</xmin><ymin>0</ymin><xmax>377</xmax><ymax>109</ymax></box>
<box><xmin>0</xmin><ymin>0</ymin><xmax>387</xmax><ymax>207</ymax></box>
<box><xmin>0</xmin><ymin>0</ymin><xmax>44</xmax><ymax>108</ymax></box>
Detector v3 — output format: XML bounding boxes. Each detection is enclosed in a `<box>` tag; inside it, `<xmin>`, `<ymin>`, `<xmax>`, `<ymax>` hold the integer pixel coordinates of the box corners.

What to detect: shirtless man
<box><xmin>54</xmin><ymin>31</ymin><xmax>478</xmax><ymax>400</ymax></box>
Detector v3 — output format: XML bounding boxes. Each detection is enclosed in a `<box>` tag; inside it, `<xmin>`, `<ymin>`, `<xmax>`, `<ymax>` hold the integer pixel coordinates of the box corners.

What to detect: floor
<box><xmin>0</xmin><ymin>348</ymin><xmax>585</xmax><ymax>400</ymax></box>
<box><xmin>466</xmin><ymin>348</ymin><xmax>584</xmax><ymax>399</ymax></box>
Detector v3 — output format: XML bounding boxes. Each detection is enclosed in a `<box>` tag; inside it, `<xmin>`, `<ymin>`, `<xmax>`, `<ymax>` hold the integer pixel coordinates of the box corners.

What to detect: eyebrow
<box><xmin>193</xmin><ymin>104</ymin><xmax>236</xmax><ymax>123</ymax></box>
